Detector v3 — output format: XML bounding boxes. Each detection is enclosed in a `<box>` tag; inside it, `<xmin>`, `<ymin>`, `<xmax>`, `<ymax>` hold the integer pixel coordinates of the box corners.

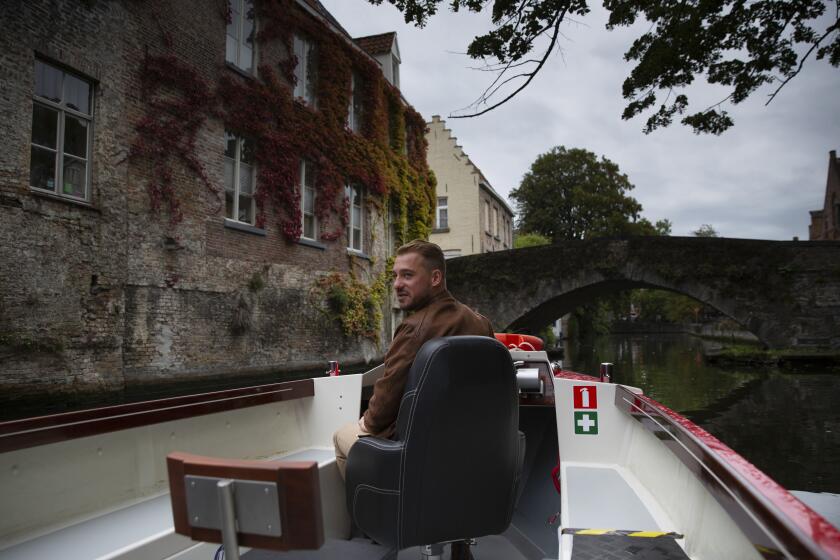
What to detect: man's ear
<box><xmin>430</xmin><ymin>269</ymin><xmax>443</xmax><ymax>287</ymax></box>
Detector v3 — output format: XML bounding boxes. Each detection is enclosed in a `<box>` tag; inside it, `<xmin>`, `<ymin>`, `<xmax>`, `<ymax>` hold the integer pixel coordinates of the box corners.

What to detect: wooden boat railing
<box><xmin>0</xmin><ymin>378</ymin><xmax>314</xmax><ymax>453</ymax></box>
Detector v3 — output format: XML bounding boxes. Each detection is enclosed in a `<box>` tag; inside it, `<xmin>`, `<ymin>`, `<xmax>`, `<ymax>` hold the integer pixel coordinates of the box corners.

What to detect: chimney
<box><xmin>831</xmin><ymin>149</ymin><xmax>837</xmax><ymax>161</ymax></box>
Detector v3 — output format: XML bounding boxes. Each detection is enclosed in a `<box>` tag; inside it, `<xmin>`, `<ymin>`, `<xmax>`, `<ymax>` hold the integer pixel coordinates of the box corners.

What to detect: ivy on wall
<box><xmin>309</xmin><ymin>264</ymin><xmax>391</xmax><ymax>341</ymax></box>
<box><xmin>130</xmin><ymin>53</ymin><xmax>219</xmax><ymax>224</ymax></box>
<box><xmin>131</xmin><ymin>0</ymin><xmax>436</xmax><ymax>242</ymax></box>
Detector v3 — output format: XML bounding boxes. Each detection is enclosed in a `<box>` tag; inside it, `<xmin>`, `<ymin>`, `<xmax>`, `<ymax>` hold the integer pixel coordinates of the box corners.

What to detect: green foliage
<box><xmin>540</xmin><ymin>325</ymin><xmax>557</xmax><ymax>348</ymax></box>
<box><xmin>631</xmin><ymin>289</ymin><xmax>705</xmax><ymax>323</ymax></box>
<box><xmin>693</xmin><ymin>224</ymin><xmax>719</xmax><ymax>237</ymax></box>
<box><xmin>629</xmin><ymin>218</ymin><xmax>672</xmax><ymax>236</ymax></box>
<box><xmin>571</xmin><ymin>302</ymin><xmax>613</xmax><ymax>340</ymax></box>
<box><xmin>312</xmin><ymin>268</ymin><xmax>391</xmax><ymax>340</ymax></box>
<box><xmin>248</xmin><ymin>272</ymin><xmax>265</xmax><ymax>293</ymax></box>
<box><xmin>368</xmin><ymin>0</ymin><xmax>839</xmax><ymax>133</ymax></box>
<box><xmin>0</xmin><ymin>332</ymin><xmax>64</xmax><ymax>355</ymax></box>
<box><xmin>510</xmin><ymin>146</ymin><xmax>645</xmax><ymax>241</ymax></box>
<box><xmin>514</xmin><ymin>232</ymin><xmax>551</xmax><ymax>248</ymax></box>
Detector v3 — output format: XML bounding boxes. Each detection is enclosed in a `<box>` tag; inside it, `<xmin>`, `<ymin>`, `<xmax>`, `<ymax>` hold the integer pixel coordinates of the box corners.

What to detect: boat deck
<box><xmin>246</xmin><ymin>533</ymin><xmax>536</xmax><ymax>560</ymax></box>
<box><xmin>561</xmin><ymin>463</ymin><xmax>689</xmax><ymax>560</ymax></box>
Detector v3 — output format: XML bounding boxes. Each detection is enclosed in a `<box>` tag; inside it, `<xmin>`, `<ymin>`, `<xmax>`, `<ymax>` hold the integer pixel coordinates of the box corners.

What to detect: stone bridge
<box><xmin>447</xmin><ymin>237</ymin><xmax>840</xmax><ymax>350</ymax></box>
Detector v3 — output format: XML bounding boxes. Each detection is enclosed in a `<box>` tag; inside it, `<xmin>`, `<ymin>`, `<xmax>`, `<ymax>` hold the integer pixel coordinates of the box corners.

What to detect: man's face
<box><xmin>392</xmin><ymin>252</ymin><xmax>441</xmax><ymax>311</ymax></box>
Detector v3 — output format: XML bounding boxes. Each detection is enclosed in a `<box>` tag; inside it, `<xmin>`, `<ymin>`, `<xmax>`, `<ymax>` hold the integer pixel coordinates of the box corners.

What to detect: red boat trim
<box><xmin>0</xmin><ymin>379</ymin><xmax>314</xmax><ymax>454</ymax></box>
<box><xmin>553</xmin><ymin>369</ymin><xmax>598</xmax><ymax>382</ymax></box>
<box><xmin>609</xmin><ymin>383</ymin><xmax>840</xmax><ymax>560</ymax></box>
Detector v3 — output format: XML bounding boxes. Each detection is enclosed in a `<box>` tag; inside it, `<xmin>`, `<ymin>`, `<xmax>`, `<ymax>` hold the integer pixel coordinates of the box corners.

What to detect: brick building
<box><xmin>426</xmin><ymin>116</ymin><xmax>514</xmax><ymax>258</ymax></box>
<box><xmin>0</xmin><ymin>0</ymin><xmax>433</xmax><ymax>401</ymax></box>
<box><xmin>809</xmin><ymin>150</ymin><xmax>840</xmax><ymax>240</ymax></box>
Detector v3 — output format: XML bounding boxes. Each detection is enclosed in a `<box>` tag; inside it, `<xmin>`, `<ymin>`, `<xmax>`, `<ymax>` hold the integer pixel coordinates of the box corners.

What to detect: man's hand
<box><xmin>358</xmin><ymin>415</ymin><xmax>370</xmax><ymax>435</ymax></box>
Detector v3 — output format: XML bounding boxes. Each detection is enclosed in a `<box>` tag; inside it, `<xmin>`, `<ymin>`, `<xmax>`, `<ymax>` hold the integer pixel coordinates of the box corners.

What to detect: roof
<box><xmin>354</xmin><ymin>32</ymin><xmax>396</xmax><ymax>56</ymax></box>
<box><xmin>427</xmin><ymin>116</ymin><xmax>515</xmax><ymax>217</ymax></box>
<box><xmin>478</xmin><ymin>180</ymin><xmax>515</xmax><ymax>217</ymax></box>
<box><xmin>298</xmin><ymin>0</ymin><xmax>352</xmax><ymax>39</ymax></box>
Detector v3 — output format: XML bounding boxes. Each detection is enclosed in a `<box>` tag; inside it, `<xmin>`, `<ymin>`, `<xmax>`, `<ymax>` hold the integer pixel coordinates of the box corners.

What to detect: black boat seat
<box><xmin>345</xmin><ymin>336</ymin><xmax>526</xmax><ymax>557</ymax></box>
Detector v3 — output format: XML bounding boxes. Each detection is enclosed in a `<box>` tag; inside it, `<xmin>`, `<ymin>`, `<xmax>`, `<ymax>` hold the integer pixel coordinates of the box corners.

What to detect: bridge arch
<box><xmin>508</xmin><ymin>277</ymin><xmax>749</xmax><ymax>340</ymax></box>
<box><xmin>446</xmin><ymin>237</ymin><xmax>840</xmax><ymax>350</ymax></box>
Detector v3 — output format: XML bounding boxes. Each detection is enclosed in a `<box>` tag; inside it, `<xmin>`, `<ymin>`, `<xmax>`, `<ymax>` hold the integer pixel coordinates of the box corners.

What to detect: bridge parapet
<box><xmin>447</xmin><ymin>237</ymin><xmax>840</xmax><ymax>350</ymax></box>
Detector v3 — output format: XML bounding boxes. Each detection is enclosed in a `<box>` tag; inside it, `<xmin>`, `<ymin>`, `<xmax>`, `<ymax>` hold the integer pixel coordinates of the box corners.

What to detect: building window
<box><xmin>226</xmin><ymin>0</ymin><xmax>255</xmax><ymax>73</ymax></box>
<box><xmin>30</xmin><ymin>60</ymin><xmax>93</xmax><ymax>201</ymax></box>
<box><xmin>347</xmin><ymin>73</ymin><xmax>363</xmax><ymax>133</ymax></box>
<box><xmin>391</xmin><ymin>56</ymin><xmax>400</xmax><ymax>89</ymax></box>
<box><xmin>493</xmin><ymin>207</ymin><xmax>499</xmax><ymax>237</ymax></box>
<box><xmin>300</xmin><ymin>160</ymin><xmax>317</xmax><ymax>239</ymax></box>
<box><xmin>224</xmin><ymin>131</ymin><xmax>256</xmax><ymax>224</ymax></box>
<box><xmin>485</xmin><ymin>201</ymin><xmax>491</xmax><ymax>233</ymax></box>
<box><xmin>436</xmin><ymin>197</ymin><xmax>448</xmax><ymax>229</ymax></box>
<box><xmin>346</xmin><ymin>184</ymin><xmax>364</xmax><ymax>251</ymax></box>
<box><xmin>388</xmin><ymin>203</ymin><xmax>398</xmax><ymax>256</ymax></box>
<box><xmin>293</xmin><ymin>35</ymin><xmax>317</xmax><ymax>106</ymax></box>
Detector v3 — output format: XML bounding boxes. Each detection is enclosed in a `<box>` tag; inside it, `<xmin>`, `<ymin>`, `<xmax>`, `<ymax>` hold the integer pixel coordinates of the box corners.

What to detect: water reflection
<box><xmin>564</xmin><ymin>334</ymin><xmax>840</xmax><ymax>493</ymax></box>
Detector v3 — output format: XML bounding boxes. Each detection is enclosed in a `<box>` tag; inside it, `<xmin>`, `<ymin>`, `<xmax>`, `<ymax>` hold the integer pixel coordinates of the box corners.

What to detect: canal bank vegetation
<box><xmin>705</xmin><ymin>344</ymin><xmax>840</xmax><ymax>369</ymax></box>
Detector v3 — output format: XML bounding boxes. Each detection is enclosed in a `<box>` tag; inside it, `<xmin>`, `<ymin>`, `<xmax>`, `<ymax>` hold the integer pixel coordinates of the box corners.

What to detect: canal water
<box><xmin>562</xmin><ymin>333</ymin><xmax>840</xmax><ymax>494</ymax></box>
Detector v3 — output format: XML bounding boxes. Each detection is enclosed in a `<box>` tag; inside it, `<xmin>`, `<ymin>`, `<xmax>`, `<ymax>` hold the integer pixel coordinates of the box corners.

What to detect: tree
<box><xmin>513</xmin><ymin>232</ymin><xmax>551</xmax><ymax>248</ymax></box>
<box><xmin>510</xmin><ymin>146</ymin><xmax>645</xmax><ymax>241</ymax></box>
<box><xmin>626</xmin><ymin>217</ymin><xmax>673</xmax><ymax>236</ymax></box>
<box><xmin>368</xmin><ymin>0</ymin><xmax>839</xmax><ymax>134</ymax></box>
<box><xmin>693</xmin><ymin>224</ymin><xmax>719</xmax><ymax>237</ymax></box>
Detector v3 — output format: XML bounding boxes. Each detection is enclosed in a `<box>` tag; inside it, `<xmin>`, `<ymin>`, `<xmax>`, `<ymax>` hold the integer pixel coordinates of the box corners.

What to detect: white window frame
<box><xmin>493</xmin><ymin>206</ymin><xmax>499</xmax><ymax>237</ymax></box>
<box><xmin>391</xmin><ymin>56</ymin><xmax>400</xmax><ymax>89</ymax></box>
<box><xmin>224</xmin><ymin>132</ymin><xmax>257</xmax><ymax>225</ymax></box>
<box><xmin>346</xmin><ymin>184</ymin><xmax>364</xmax><ymax>252</ymax></box>
<box><xmin>226</xmin><ymin>0</ymin><xmax>256</xmax><ymax>73</ymax></box>
<box><xmin>347</xmin><ymin>72</ymin><xmax>363</xmax><ymax>133</ymax></box>
<box><xmin>293</xmin><ymin>35</ymin><xmax>316</xmax><ymax>106</ymax></box>
<box><xmin>485</xmin><ymin>201</ymin><xmax>491</xmax><ymax>233</ymax></box>
<box><xmin>436</xmin><ymin>197</ymin><xmax>448</xmax><ymax>229</ymax></box>
<box><xmin>30</xmin><ymin>60</ymin><xmax>93</xmax><ymax>202</ymax></box>
<box><xmin>300</xmin><ymin>160</ymin><xmax>317</xmax><ymax>240</ymax></box>
<box><xmin>387</xmin><ymin>203</ymin><xmax>398</xmax><ymax>256</ymax></box>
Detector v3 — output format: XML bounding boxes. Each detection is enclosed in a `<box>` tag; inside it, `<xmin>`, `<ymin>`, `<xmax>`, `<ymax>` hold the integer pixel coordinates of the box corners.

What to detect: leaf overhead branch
<box><xmin>368</xmin><ymin>0</ymin><xmax>840</xmax><ymax>133</ymax></box>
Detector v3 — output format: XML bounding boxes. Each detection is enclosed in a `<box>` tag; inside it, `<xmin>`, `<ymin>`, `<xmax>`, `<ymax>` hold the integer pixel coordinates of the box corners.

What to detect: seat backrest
<box><xmin>394</xmin><ymin>336</ymin><xmax>518</xmax><ymax>546</ymax></box>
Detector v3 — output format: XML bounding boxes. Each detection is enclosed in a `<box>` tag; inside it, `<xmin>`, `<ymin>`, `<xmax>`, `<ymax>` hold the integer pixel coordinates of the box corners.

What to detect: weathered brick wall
<box><xmin>1</xmin><ymin>0</ymin><xmax>396</xmax><ymax>400</ymax></box>
<box><xmin>0</xmin><ymin>0</ymin><xmax>138</xmax><ymax>395</ymax></box>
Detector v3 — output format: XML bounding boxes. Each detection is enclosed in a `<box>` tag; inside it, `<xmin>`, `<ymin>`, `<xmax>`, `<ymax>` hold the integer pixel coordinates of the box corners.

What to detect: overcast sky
<box><xmin>320</xmin><ymin>0</ymin><xmax>839</xmax><ymax>240</ymax></box>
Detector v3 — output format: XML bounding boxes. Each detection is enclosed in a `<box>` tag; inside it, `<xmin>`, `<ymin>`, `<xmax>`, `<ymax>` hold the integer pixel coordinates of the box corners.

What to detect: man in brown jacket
<box><xmin>333</xmin><ymin>240</ymin><xmax>494</xmax><ymax>476</ymax></box>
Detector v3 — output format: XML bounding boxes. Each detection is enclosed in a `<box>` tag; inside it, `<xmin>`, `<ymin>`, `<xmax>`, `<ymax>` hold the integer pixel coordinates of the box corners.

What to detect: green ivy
<box><xmin>311</xmin><ymin>267</ymin><xmax>391</xmax><ymax>340</ymax></box>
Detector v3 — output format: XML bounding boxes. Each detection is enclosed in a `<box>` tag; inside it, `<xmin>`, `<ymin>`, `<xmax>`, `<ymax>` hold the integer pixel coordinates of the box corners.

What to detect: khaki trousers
<box><xmin>333</xmin><ymin>421</ymin><xmax>366</xmax><ymax>479</ymax></box>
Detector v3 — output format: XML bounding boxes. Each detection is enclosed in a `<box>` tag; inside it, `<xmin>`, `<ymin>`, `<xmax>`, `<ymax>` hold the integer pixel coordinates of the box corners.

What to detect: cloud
<box><xmin>319</xmin><ymin>0</ymin><xmax>840</xmax><ymax>240</ymax></box>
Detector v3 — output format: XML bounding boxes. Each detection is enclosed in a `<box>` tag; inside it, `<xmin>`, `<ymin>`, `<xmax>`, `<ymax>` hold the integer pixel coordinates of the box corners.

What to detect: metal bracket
<box><xmin>185</xmin><ymin>475</ymin><xmax>283</xmax><ymax>538</ymax></box>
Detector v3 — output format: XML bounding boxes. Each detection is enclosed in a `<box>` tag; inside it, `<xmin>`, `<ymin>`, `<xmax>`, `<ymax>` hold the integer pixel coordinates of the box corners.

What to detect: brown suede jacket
<box><xmin>362</xmin><ymin>290</ymin><xmax>494</xmax><ymax>438</ymax></box>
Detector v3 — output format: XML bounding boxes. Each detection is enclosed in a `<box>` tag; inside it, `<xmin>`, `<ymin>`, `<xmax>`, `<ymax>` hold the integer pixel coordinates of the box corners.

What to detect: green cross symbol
<box><xmin>574</xmin><ymin>411</ymin><xmax>598</xmax><ymax>435</ymax></box>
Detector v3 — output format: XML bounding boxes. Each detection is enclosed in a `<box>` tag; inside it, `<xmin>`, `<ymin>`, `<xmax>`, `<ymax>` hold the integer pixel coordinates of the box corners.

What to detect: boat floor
<box><xmin>244</xmin><ymin>533</ymin><xmax>538</xmax><ymax>560</ymax></box>
<box><xmin>569</xmin><ymin>534</ymin><xmax>688</xmax><ymax>560</ymax></box>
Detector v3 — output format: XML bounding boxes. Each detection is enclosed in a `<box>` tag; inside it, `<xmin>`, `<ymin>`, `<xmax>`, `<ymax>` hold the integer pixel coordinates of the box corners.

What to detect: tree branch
<box><xmin>765</xmin><ymin>18</ymin><xmax>839</xmax><ymax>106</ymax></box>
<box><xmin>450</xmin><ymin>7</ymin><xmax>568</xmax><ymax>118</ymax></box>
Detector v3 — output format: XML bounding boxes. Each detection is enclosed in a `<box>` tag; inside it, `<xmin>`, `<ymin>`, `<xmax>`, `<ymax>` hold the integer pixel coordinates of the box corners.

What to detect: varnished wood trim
<box><xmin>167</xmin><ymin>452</ymin><xmax>324</xmax><ymax>551</ymax></box>
<box><xmin>0</xmin><ymin>379</ymin><xmax>314</xmax><ymax>453</ymax></box>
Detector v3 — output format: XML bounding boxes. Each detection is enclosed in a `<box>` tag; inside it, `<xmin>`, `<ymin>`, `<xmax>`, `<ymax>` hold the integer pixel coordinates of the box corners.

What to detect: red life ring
<box><xmin>493</xmin><ymin>333</ymin><xmax>544</xmax><ymax>351</ymax></box>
